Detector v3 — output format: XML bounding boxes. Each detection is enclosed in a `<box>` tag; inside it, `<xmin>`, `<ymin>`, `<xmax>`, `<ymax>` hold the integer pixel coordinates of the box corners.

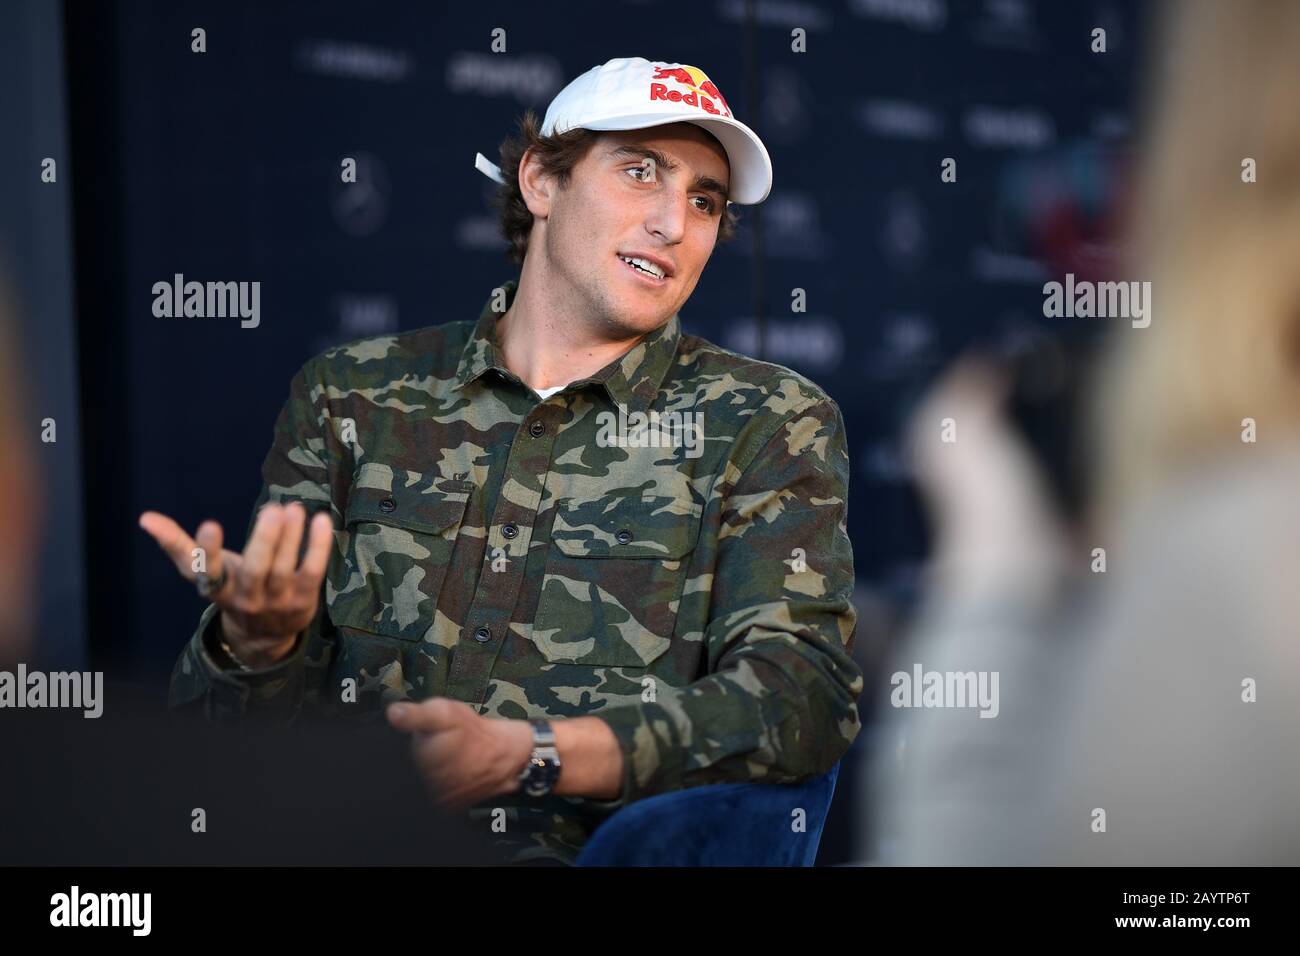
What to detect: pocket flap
<box><xmin>345</xmin><ymin>462</ymin><xmax>472</xmax><ymax>536</ymax></box>
<box><xmin>551</xmin><ymin>494</ymin><xmax>702</xmax><ymax>559</ymax></box>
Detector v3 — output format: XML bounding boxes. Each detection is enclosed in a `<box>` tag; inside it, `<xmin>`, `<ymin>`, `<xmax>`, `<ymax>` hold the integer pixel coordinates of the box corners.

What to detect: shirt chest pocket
<box><xmin>327</xmin><ymin>463</ymin><xmax>473</xmax><ymax>642</ymax></box>
<box><xmin>531</xmin><ymin>494</ymin><xmax>703</xmax><ymax>667</ymax></box>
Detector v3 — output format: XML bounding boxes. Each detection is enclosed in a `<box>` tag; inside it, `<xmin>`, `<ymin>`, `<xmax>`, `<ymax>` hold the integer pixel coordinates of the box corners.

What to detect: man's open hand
<box><xmin>138</xmin><ymin>501</ymin><xmax>334</xmax><ymax>668</ymax></box>
<box><xmin>386</xmin><ymin>698</ymin><xmax>534</xmax><ymax>810</ymax></box>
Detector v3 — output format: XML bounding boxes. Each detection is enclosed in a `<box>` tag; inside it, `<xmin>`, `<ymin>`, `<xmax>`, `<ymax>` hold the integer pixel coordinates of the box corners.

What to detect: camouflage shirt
<box><xmin>169</xmin><ymin>278</ymin><xmax>863</xmax><ymax>863</ymax></box>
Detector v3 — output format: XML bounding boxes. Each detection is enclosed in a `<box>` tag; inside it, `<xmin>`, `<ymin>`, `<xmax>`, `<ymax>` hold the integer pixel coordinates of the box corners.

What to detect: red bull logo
<box><xmin>650</xmin><ymin>64</ymin><xmax>731</xmax><ymax>118</ymax></box>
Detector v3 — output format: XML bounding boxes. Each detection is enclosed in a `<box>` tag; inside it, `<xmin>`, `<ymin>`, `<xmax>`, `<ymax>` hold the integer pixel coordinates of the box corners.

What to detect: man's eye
<box><xmin>623</xmin><ymin>167</ymin><xmax>716</xmax><ymax>212</ymax></box>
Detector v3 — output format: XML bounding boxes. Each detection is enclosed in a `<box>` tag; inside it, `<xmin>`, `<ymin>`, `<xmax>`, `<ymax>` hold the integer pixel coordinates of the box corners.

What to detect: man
<box><xmin>140</xmin><ymin>56</ymin><xmax>862</xmax><ymax>864</ymax></box>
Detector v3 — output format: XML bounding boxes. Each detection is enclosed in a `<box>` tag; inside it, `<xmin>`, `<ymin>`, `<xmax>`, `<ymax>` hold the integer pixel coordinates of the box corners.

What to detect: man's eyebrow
<box><xmin>609</xmin><ymin>145</ymin><xmax>730</xmax><ymax>201</ymax></box>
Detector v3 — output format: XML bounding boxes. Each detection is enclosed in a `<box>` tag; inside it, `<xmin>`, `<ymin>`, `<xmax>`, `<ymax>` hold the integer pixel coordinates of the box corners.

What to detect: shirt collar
<box><xmin>454</xmin><ymin>278</ymin><xmax>681</xmax><ymax>414</ymax></box>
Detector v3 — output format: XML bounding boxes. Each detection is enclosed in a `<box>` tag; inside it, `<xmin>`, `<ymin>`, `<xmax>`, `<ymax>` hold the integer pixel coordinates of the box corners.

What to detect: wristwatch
<box><xmin>517</xmin><ymin>719</ymin><xmax>562</xmax><ymax>797</ymax></box>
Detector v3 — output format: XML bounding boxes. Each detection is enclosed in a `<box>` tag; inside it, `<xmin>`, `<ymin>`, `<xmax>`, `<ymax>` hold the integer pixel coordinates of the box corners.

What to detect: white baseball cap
<box><xmin>474</xmin><ymin>56</ymin><xmax>772</xmax><ymax>205</ymax></box>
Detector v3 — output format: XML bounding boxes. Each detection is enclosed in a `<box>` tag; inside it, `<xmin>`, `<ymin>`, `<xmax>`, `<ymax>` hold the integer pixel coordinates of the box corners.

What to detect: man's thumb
<box><xmin>387</xmin><ymin>697</ymin><xmax>458</xmax><ymax>733</ymax></box>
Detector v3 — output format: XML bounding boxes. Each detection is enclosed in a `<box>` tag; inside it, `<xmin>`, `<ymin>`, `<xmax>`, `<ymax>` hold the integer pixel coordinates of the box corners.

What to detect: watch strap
<box><xmin>518</xmin><ymin>719</ymin><xmax>562</xmax><ymax>797</ymax></box>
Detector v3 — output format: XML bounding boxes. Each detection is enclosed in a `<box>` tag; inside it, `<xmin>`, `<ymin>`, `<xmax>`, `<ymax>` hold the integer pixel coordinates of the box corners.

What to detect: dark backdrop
<box><xmin>51</xmin><ymin>0</ymin><xmax>1142</xmax><ymax>863</ymax></box>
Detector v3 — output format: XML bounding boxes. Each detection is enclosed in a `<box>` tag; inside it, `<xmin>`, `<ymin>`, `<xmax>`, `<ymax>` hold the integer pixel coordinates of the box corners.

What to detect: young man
<box><xmin>141</xmin><ymin>56</ymin><xmax>862</xmax><ymax>864</ymax></box>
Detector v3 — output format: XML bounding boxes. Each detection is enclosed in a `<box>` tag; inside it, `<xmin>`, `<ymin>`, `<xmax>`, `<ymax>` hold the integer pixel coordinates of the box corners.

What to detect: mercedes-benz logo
<box><xmin>332</xmin><ymin>152</ymin><xmax>391</xmax><ymax>237</ymax></box>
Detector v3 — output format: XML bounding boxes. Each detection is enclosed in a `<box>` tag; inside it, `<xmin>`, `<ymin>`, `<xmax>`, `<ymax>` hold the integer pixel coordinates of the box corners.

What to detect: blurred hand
<box><xmin>905</xmin><ymin>357</ymin><xmax>1070</xmax><ymax>600</ymax></box>
<box><xmin>138</xmin><ymin>502</ymin><xmax>334</xmax><ymax>668</ymax></box>
<box><xmin>386</xmin><ymin>698</ymin><xmax>533</xmax><ymax>810</ymax></box>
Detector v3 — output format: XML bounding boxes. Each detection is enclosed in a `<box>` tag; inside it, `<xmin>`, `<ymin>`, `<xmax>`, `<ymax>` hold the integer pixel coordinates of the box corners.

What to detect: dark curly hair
<box><xmin>491</xmin><ymin>109</ymin><xmax>741</xmax><ymax>266</ymax></box>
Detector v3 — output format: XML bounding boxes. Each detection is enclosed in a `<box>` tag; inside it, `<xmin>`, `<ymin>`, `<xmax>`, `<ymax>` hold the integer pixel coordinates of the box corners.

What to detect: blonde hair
<box><xmin>1091</xmin><ymin>0</ymin><xmax>1300</xmax><ymax>515</ymax></box>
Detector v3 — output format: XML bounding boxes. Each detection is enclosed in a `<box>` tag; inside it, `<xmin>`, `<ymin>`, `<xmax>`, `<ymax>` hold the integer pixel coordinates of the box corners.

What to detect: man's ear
<box><xmin>518</xmin><ymin>147</ymin><xmax>554</xmax><ymax>219</ymax></box>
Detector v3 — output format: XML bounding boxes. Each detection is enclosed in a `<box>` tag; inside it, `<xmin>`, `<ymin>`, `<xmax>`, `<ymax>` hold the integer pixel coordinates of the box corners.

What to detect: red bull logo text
<box><xmin>650</xmin><ymin>64</ymin><xmax>731</xmax><ymax>118</ymax></box>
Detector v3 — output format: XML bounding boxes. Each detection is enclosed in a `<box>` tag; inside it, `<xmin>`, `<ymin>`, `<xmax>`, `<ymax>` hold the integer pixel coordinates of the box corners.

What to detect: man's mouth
<box><xmin>617</xmin><ymin>254</ymin><xmax>669</xmax><ymax>283</ymax></box>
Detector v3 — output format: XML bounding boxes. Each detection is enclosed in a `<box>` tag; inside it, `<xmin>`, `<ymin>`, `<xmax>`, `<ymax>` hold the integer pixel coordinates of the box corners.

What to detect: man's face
<box><xmin>526</xmin><ymin>123</ymin><xmax>731</xmax><ymax>338</ymax></box>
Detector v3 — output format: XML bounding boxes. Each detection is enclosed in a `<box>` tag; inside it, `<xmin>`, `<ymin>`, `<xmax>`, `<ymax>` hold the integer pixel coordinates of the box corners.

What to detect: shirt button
<box><xmin>378</xmin><ymin>497</ymin><xmax>397</xmax><ymax>513</ymax></box>
<box><xmin>616</xmin><ymin>528</ymin><xmax>633</xmax><ymax>545</ymax></box>
<box><xmin>502</xmin><ymin>522</ymin><xmax>519</xmax><ymax>539</ymax></box>
<box><xmin>473</xmin><ymin>626</ymin><xmax>491</xmax><ymax>643</ymax></box>
<box><xmin>529</xmin><ymin>421</ymin><xmax>545</xmax><ymax>437</ymax></box>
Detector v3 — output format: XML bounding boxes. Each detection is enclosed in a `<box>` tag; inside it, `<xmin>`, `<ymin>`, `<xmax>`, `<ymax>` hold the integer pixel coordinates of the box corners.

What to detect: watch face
<box><xmin>523</xmin><ymin>755</ymin><xmax>558</xmax><ymax>797</ymax></box>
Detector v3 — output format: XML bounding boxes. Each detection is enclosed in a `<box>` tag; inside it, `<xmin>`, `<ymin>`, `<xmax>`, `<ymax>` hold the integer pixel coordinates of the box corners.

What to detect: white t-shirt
<box><xmin>534</xmin><ymin>384</ymin><xmax>568</xmax><ymax>400</ymax></box>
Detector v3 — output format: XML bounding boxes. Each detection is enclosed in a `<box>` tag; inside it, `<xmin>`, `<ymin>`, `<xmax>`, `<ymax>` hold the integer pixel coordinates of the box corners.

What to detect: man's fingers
<box><xmin>192</xmin><ymin>520</ymin><xmax>237</xmax><ymax>599</ymax></box>
<box><xmin>386</xmin><ymin>697</ymin><xmax>465</xmax><ymax>734</ymax></box>
<box><xmin>193</xmin><ymin>520</ymin><xmax>225</xmax><ymax>572</ymax></box>
<box><xmin>267</xmin><ymin>502</ymin><xmax>307</xmax><ymax>597</ymax></box>
<box><xmin>238</xmin><ymin>503</ymin><xmax>286</xmax><ymax>601</ymax></box>
<box><xmin>138</xmin><ymin>511</ymin><xmax>199</xmax><ymax>579</ymax></box>
<box><xmin>295</xmin><ymin>511</ymin><xmax>335</xmax><ymax>593</ymax></box>
<box><xmin>139</xmin><ymin>512</ymin><xmax>244</xmax><ymax>602</ymax></box>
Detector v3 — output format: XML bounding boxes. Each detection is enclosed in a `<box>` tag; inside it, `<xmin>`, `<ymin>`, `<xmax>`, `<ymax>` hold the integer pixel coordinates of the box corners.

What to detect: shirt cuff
<box><xmin>195</xmin><ymin>605</ymin><xmax>309</xmax><ymax>720</ymax></box>
<box><xmin>582</xmin><ymin>705</ymin><xmax>660</xmax><ymax>811</ymax></box>
<box><xmin>199</xmin><ymin>606</ymin><xmax>303</xmax><ymax>674</ymax></box>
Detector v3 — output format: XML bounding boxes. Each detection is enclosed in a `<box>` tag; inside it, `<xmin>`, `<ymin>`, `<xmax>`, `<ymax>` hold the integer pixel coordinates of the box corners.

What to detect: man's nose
<box><xmin>644</xmin><ymin>188</ymin><xmax>688</xmax><ymax>244</ymax></box>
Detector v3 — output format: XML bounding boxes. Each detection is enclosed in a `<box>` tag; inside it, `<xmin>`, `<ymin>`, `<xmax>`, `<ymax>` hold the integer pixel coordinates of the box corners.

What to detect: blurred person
<box><xmin>869</xmin><ymin>0</ymin><xmax>1300</xmax><ymax>865</ymax></box>
<box><xmin>139</xmin><ymin>57</ymin><xmax>861</xmax><ymax>864</ymax></box>
<box><xmin>0</xmin><ymin>277</ymin><xmax>43</xmax><ymax>668</ymax></box>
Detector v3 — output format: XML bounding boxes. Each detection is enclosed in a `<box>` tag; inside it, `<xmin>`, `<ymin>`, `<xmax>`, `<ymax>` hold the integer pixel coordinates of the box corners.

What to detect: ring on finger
<box><xmin>196</xmin><ymin>567</ymin><xmax>229</xmax><ymax>598</ymax></box>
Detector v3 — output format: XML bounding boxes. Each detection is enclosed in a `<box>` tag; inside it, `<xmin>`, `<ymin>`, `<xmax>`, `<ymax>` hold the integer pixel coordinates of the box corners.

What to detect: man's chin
<box><xmin>615</xmin><ymin>309</ymin><xmax>674</xmax><ymax>338</ymax></box>
<box><xmin>595</xmin><ymin>297</ymin><xmax>673</xmax><ymax>338</ymax></box>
